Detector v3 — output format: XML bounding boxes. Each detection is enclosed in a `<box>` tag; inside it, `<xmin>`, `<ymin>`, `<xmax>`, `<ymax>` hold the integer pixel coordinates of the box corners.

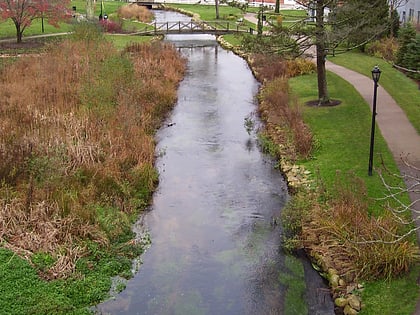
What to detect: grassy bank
<box><xmin>0</xmin><ymin>25</ymin><xmax>186</xmax><ymax>313</ymax></box>
<box><xmin>236</xmin><ymin>40</ymin><xmax>419</xmax><ymax>314</ymax></box>
<box><xmin>288</xmin><ymin>71</ymin><xmax>419</xmax><ymax>314</ymax></box>
<box><xmin>247</xmin><ymin>50</ymin><xmax>419</xmax><ymax>313</ymax></box>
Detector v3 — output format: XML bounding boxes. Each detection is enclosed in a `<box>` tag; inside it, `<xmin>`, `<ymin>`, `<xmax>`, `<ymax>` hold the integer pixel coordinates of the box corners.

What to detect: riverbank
<box><xmin>0</xmin><ymin>26</ymin><xmax>187</xmax><ymax>313</ymax></box>
<box><xmin>216</xmin><ymin>21</ymin><xmax>419</xmax><ymax>315</ymax></box>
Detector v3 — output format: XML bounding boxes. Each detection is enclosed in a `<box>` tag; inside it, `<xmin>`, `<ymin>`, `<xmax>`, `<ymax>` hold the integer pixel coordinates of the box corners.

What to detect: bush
<box><xmin>396</xmin><ymin>23</ymin><xmax>416</xmax><ymax>65</ymax></box>
<box><xmin>301</xmin><ymin>172</ymin><xmax>419</xmax><ymax>282</ymax></box>
<box><xmin>366</xmin><ymin>37</ymin><xmax>399</xmax><ymax>62</ymax></box>
<box><xmin>286</xmin><ymin>58</ymin><xmax>316</xmax><ymax>77</ymax></box>
<box><xmin>117</xmin><ymin>4</ymin><xmax>153</xmax><ymax>23</ymax></box>
<box><xmin>99</xmin><ymin>19</ymin><xmax>122</xmax><ymax>33</ymax></box>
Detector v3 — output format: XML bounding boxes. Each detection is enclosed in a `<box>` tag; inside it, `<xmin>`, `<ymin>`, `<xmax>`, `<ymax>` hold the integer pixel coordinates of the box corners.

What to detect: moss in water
<box><xmin>278</xmin><ymin>255</ymin><xmax>308</xmax><ymax>315</ymax></box>
<box><xmin>213</xmin><ymin>249</ymin><xmax>244</xmax><ymax>278</ymax></box>
<box><xmin>173</xmin><ymin>291</ymin><xmax>208</xmax><ymax>315</ymax></box>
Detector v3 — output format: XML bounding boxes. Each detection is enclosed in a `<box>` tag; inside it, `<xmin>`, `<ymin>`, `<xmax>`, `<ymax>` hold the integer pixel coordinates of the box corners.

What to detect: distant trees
<box><xmin>396</xmin><ymin>23</ymin><xmax>420</xmax><ymax>80</ymax></box>
<box><xmin>329</xmin><ymin>0</ymin><xmax>389</xmax><ymax>51</ymax></box>
<box><xmin>0</xmin><ymin>0</ymin><xmax>71</xmax><ymax>43</ymax></box>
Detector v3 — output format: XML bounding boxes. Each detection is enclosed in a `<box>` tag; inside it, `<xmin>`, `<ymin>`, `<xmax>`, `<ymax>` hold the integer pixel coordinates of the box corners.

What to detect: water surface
<box><xmin>96</xmin><ymin>10</ymin><xmax>334</xmax><ymax>315</ymax></box>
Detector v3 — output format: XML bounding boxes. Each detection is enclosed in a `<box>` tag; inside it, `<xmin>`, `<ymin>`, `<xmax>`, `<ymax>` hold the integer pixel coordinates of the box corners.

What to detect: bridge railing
<box><xmin>132</xmin><ymin>20</ymin><xmax>251</xmax><ymax>35</ymax></box>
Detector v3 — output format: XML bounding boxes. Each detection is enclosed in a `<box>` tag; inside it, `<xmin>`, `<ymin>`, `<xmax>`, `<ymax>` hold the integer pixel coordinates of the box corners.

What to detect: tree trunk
<box><xmin>315</xmin><ymin>0</ymin><xmax>329</xmax><ymax>105</ymax></box>
<box><xmin>86</xmin><ymin>0</ymin><xmax>94</xmax><ymax>20</ymax></box>
<box><xmin>275</xmin><ymin>0</ymin><xmax>280</xmax><ymax>14</ymax></box>
<box><xmin>15</xmin><ymin>21</ymin><xmax>22</xmax><ymax>43</ymax></box>
<box><xmin>215</xmin><ymin>0</ymin><xmax>220</xmax><ymax>19</ymax></box>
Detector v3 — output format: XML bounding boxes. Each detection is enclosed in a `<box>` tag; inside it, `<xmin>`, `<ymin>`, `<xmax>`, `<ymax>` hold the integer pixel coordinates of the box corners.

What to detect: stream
<box><xmin>96</xmin><ymin>10</ymin><xmax>334</xmax><ymax>315</ymax></box>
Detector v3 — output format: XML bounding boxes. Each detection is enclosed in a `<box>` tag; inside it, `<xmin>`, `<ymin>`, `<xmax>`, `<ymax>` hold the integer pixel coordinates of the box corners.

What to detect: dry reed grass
<box><xmin>259</xmin><ymin>76</ymin><xmax>313</xmax><ymax>161</ymax></box>
<box><xmin>0</xmin><ymin>29</ymin><xmax>186</xmax><ymax>278</ymax></box>
<box><xmin>117</xmin><ymin>4</ymin><xmax>153</xmax><ymax>23</ymax></box>
<box><xmin>249</xmin><ymin>53</ymin><xmax>314</xmax><ymax>161</ymax></box>
<box><xmin>301</xmin><ymin>174</ymin><xmax>419</xmax><ymax>282</ymax></box>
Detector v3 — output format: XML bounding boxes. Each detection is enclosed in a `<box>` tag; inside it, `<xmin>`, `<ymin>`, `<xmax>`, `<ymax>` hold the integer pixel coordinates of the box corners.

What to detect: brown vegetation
<box><xmin>366</xmin><ymin>37</ymin><xmax>399</xmax><ymax>62</ymax></box>
<box><xmin>250</xmin><ymin>54</ymin><xmax>315</xmax><ymax>161</ymax></box>
<box><xmin>302</xmin><ymin>173</ymin><xmax>419</xmax><ymax>282</ymax></box>
<box><xmin>117</xmin><ymin>4</ymin><xmax>154</xmax><ymax>23</ymax></box>
<box><xmin>0</xmin><ymin>29</ymin><xmax>186</xmax><ymax>278</ymax></box>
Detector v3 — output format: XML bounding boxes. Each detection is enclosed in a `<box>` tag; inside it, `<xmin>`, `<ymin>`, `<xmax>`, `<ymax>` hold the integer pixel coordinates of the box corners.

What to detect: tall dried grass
<box><xmin>301</xmin><ymin>173</ymin><xmax>419</xmax><ymax>282</ymax></box>
<box><xmin>0</xmin><ymin>26</ymin><xmax>186</xmax><ymax>278</ymax></box>
<box><xmin>259</xmin><ymin>77</ymin><xmax>313</xmax><ymax>161</ymax></box>
<box><xmin>250</xmin><ymin>53</ymin><xmax>314</xmax><ymax>161</ymax></box>
<box><xmin>117</xmin><ymin>4</ymin><xmax>153</xmax><ymax>23</ymax></box>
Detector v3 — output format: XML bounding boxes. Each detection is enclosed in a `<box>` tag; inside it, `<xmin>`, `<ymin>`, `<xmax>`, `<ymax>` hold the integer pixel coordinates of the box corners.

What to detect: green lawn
<box><xmin>291</xmin><ymin>72</ymin><xmax>408</xmax><ymax>214</ymax></box>
<box><xmin>0</xmin><ymin>19</ymin><xmax>73</xmax><ymax>39</ymax></box>
<box><xmin>329</xmin><ymin>52</ymin><xmax>420</xmax><ymax>134</ymax></box>
<box><xmin>70</xmin><ymin>0</ymin><xmax>126</xmax><ymax>17</ymax></box>
<box><xmin>105</xmin><ymin>34</ymin><xmax>153</xmax><ymax>50</ymax></box>
<box><xmin>289</xmin><ymin>71</ymin><xmax>419</xmax><ymax>315</ymax></box>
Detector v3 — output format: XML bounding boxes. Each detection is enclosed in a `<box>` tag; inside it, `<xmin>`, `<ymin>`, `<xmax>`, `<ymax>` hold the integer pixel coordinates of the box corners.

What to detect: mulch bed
<box><xmin>305</xmin><ymin>99</ymin><xmax>342</xmax><ymax>107</ymax></box>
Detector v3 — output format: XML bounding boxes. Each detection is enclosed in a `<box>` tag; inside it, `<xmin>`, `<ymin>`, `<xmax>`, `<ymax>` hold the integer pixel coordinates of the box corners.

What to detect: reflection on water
<box><xmin>96</xmin><ymin>10</ymin><xmax>334</xmax><ymax>315</ymax></box>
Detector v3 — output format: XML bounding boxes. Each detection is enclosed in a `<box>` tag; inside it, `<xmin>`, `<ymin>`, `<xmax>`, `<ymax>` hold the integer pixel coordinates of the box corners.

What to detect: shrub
<box><xmin>398</xmin><ymin>34</ymin><xmax>420</xmax><ymax>80</ymax></box>
<box><xmin>366</xmin><ymin>37</ymin><xmax>399</xmax><ymax>62</ymax></box>
<box><xmin>99</xmin><ymin>19</ymin><xmax>122</xmax><ymax>33</ymax></box>
<box><xmin>301</xmin><ymin>172</ymin><xmax>419</xmax><ymax>282</ymax></box>
<box><xmin>286</xmin><ymin>58</ymin><xmax>316</xmax><ymax>77</ymax></box>
<box><xmin>117</xmin><ymin>4</ymin><xmax>153</xmax><ymax>23</ymax></box>
<box><xmin>396</xmin><ymin>23</ymin><xmax>416</xmax><ymax>65</ymax></box>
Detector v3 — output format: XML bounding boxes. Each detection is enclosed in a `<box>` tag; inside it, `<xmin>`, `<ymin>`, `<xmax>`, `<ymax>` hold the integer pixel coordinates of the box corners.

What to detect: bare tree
<box><xmin>388</xmin><ymin>0</ymin><xmax>406</xmax><ymax>36</ymax></box>
<box><xmin>376</xmin><ymin>158</ymin><xmax>420</xmax><ymax>243</ymax></box>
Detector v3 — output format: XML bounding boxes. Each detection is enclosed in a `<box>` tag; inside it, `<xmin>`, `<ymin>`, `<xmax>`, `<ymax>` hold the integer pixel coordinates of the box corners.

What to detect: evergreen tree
<box><xmin>330</xmin><ymin>0</ymin><xmax>389</xmax><ymax>51</ymax></box>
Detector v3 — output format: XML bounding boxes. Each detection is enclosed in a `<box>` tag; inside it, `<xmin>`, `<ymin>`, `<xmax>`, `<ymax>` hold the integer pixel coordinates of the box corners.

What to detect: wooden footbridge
<box><xmin>132</xmin><ymin>20</ymin><xmax>253</xmax><ymax>36</ymax></box>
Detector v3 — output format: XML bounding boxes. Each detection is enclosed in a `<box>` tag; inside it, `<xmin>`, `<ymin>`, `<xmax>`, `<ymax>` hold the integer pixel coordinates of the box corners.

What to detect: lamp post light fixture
<box><xmin>368</xmin><ymin>65</ymin><xmax>381</xmax><ymax>176</ymax></box>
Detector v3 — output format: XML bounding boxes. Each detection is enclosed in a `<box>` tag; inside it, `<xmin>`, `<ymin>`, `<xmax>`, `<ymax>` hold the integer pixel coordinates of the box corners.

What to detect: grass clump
<box><xmin>117</xmin><ymin>4</ymin><xmax>154</xmax><ymax>23</ymax></box>
<box><xmin>301</xmin><ymin>173</ymin><xmax>418</xmax><ymax>282</ymax></box>
<box><xmin>249</xmin><ymin>54</ymin><xmax>315</xmax><ymax>162</ymax></box>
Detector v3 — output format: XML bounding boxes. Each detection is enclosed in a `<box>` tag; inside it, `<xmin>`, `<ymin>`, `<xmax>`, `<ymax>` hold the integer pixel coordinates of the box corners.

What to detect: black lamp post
<box><xmin>368</xmin><ymin>65</ymin><xmax>381</xmax><ymax>176</ymax></box>
<box><xmin>99</xmin><ymin>0</ymin><xmax>103</xmax><ymax>20</ymax></box>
